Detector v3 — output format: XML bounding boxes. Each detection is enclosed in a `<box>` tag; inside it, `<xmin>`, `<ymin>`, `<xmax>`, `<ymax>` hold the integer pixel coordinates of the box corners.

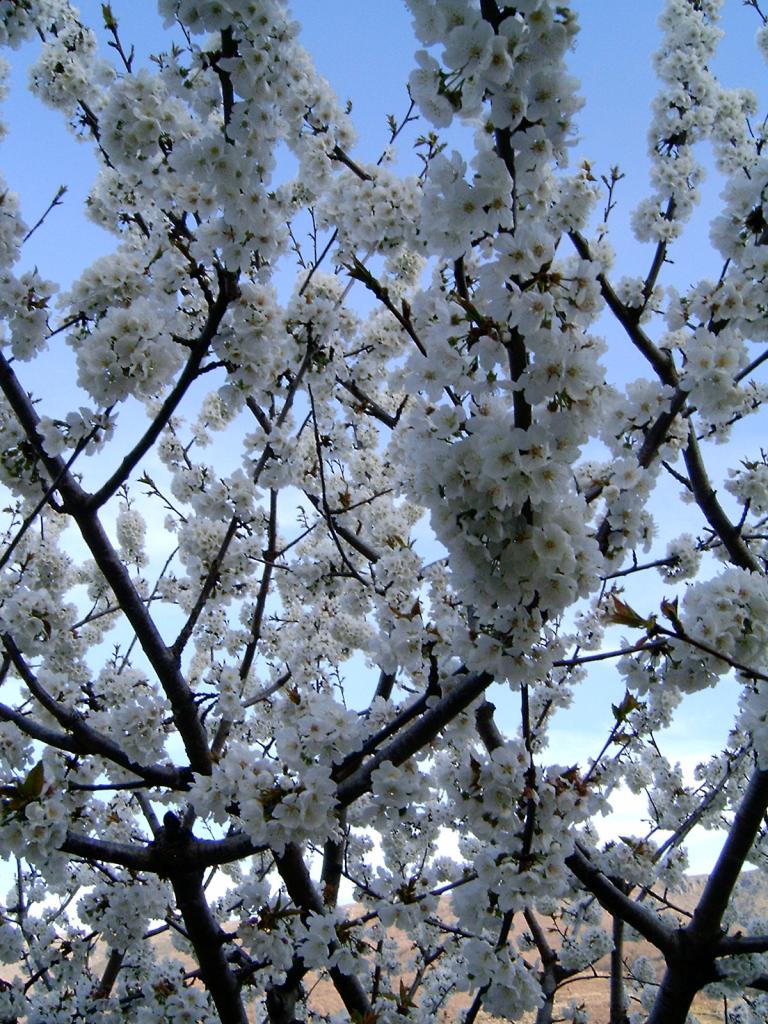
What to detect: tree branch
<box><xmin>337</xmin><ymin>671</ymin><xmax>493</xmax><ymax>807</ymax></box>
<box><xmin>645</xmin><ymin>768</ymin><xmax>768</xmax><ymax>1023</ymax></box>
<box><xmin>2</xmin><ymin>636</ymin><xmax>191</xmax><ymax>789</ymax></box>
<box><xmin>275</xmin><ymin>842</ymin><xmax>372</xmax><ymax>1019</ymax></box>
<box><xmin>163</xmin><ymin>816</ymin><xmax>249</xmax><ymax>1024</ymax></box>
<box><xmin>171</xmin><ymin>514</ymin><xmax>240</xmax><ymax>661</ymax></box>
<box><xmin>717</xmin><ymin>934</ymin><xmax>768</xmax><ymax>956</ymax></box>
<box><xmin>682</xmin><ymin>424</ymin><xmax>759</xmax><ymax>571</ymax></box>
<box><xmin>569</xmin><ymin>231</ymin><xmax>677</xmax><ymax>386</ymax></box>
<box><xmin>565</xmin><ymin>845</ymin><xmax>676</xmax><ymax>954</ymax></box>
<box><xmin>87</xmin><ymin>269</ymin><xmax>239</xmax><ymax>510</ymax></box>
<box><xmin>0</xmin><ymin>353</ymin><xmax>213</xmax><ymax>774</ymax></box>
<box><xmin>691</xmin><ymin>767</ymin><xmax>768</xmax><ymax>943</ymax></box>
<box><xmin>60</xmin><ymin>831</ymin><xmax>154</xmax><ymax>871</ymax></box>
<box><xmin>90</xmin><ymin>948</ymin><xmax>125</xmax><ymax>1001</ymax></box>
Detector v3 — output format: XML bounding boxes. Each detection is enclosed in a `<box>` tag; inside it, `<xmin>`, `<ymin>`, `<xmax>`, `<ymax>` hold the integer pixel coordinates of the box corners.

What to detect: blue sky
<box><xmin>3</xmin><ymin>1</ymin><xmax>767</xmax><ymax>872</ymax></box>
<box><xmin>8</xmin><ymin>1</ymin><xmax>766</xmax><ymax>293</ymax></box>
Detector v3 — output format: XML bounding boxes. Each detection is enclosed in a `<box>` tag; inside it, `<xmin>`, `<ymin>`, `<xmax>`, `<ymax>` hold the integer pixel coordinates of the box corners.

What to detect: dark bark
<box><xmin>61</xmin><ymin>830</ymin><xmax>155</xmax><ymax>871</ymax></box>
<box><xmin>694</xmin><ymin>769</ymin><xmax>768</xmax><ymax>933</ymax></box>
<box><xmin>610</xmin><ymin>915</ymin><xmax>629</xmax><ymax>1024</ymax></box>
<box><xmin>265</xmin><ymin>959</ymin><xmax>307</xmax><ymax>1024</ymax></box>
<box><xmin>60</xmin><ymin>826</ymin><xmax>265</xmax><ymax>873</ymax></box>
<box><xmin>161</xmin><ymin>817</ymin><xmax>249</xmax><ymax>1024</ymax></box>
<box><xmin>566</xmin><ymin>771</ymin><xmax>768</xmax><ymax>1024</ymax></box>
<box><xmin>67</xmin><ymin>499</ymin><xmax>213</xmax><ymax>773</ymax></box>
<box><xmin>320</xmin><ymin>827</ymin><xmax>345</xmax><ymax>909</ymax></box>
<box><xmin>565</xmin><ymin>846</ymin><xmax>675</xmax><ymax>955</ymax></box>
<box><xmin>568</xmin><ymin>231</ymin><xmax>678</xmax><ymax>386</ymax></box>
<box><xmin>337</xmin><ymin>671</ymin><xmax>493</xmax><ymax>807</ymax></box>
<box><xmin>275</xmin><ymin>843</ymin><xmax>372</xmax><ymax>1020</ymax></box>
<box><xmin>645</xmin><ymin>932</ymin><xmax>717</xmax><ymax>1024</ymax></box>
<box><xmin>87</xmin><ymin>268</ymin><xmax>239</xmax><ymax>509</ymax></box>
<box><xmin>91</xmin><ymin>948</ymin><xmax>125</xmax><ymax>1000</ymax></box>
<box><xmin>2</xmin><ymin>635</ymin><xmax>191</xmax><ymax>789</ymax></box>
<box><xmin>717</xmin><ymin>934</ymin><xmax>768</xmax><ymax>955</ymax></box>
<box><xmin>647</xmin><ymin>767</ymin><xmax>768</xmax><ymax>1024</ymax></box>
<box><xmin>475</xmin><ymin>700</ymin><xmax>504</xmax><ymax>753</ymax></box>
<box><xmin>0</xmin><ymin>272</ymin><xmax>241</xmax><ymax>777</ymax></box>
<box><xmin>525</xmin><ymin>908</ymin><xmax>560</xmax><ymax>1024</ymax></box>
<box><xmin>682</xmin><ymin>425</ymin><xmax>759</xmax><ymax>572</ymax></box>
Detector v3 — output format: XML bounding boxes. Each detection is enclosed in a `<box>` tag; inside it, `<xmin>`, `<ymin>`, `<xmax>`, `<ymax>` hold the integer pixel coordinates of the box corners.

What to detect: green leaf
<box><xmin>609</xmin><ymin>594</ymin><xmax>649</xmax><ymax>629</ymax></box>
<box><xmin>660</xmin><ymin>596</ymin><xmax>681</xmax><ymax>629</ymax></box>
<box><xmin>612</xmin><ymin>691</ymin><xmax>641</xmax><ymax>723</ymax></box>
<box><xmin>0</xmin><ymin>761</ymin><xmax>45</xmax><ymax>820</ymax></box>
<box><xmin>20</xmin><ymin>761</ymin><xmax>45</xmax><ymax>800</ymax></box>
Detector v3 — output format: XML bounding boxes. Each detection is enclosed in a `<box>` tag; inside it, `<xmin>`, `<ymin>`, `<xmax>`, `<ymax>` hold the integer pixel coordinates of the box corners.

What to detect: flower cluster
<box><xmin>0</xmin><ymin>0</ymin><xmax>767</xmax><ymax>1020</ymax></box>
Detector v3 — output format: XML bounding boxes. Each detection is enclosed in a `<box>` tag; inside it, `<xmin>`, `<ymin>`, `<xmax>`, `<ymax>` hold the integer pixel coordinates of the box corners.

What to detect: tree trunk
<box><xmin>646</xmin><ymin>961</ymin><xmax>702</xmax><ymax>1024</ymax></box>
<box><xmin>265</xmin><ymin>959</ymin><xmax>307</xmax><ymax>1024</ymax></box>
<box><xmin>648</xmin><ymin>768</ymin><xmax>768</xmax><ymax>1024</ymax></box>
<box><xmin>172</xmin><ymin>868</ymin><xmax>249</xmax><ymax>1024</ymax></box>
<box><xmin>610</xmin><ymin>915</ymin><xmax>629</xmax><ymax>1023</ymax></box>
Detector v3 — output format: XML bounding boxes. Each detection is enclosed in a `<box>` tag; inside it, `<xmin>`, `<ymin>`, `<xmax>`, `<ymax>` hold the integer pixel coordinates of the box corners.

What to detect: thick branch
<box><xmin>3</xmin><ymin>636</ymin><xmax>191</xmax><ymax>789</ymax></box>
<box><xmin>636</xmin><ymin>387</ymin><xmax>689</xmax><ymax>469</ymax></box>
<box><xmin>717</xmin><ymin>934</ymin><xmax>768</xmax><ymax>956</ymax></box>
<box><xmin>265</xmin><ymin>958</ymin><xmax>308</xmax><ymax>1024</ymax></box>
<box><xmin>334</xmin><ymin>685</ymin><xmax>438</xmax><ymax>782</ymax></box>
<box><xmin>91</xmin><ymin>948</ymin><xmax>125</xmax><ymax>1001</ymax></box>
<box><xmin>275</xmin><ymin>842</ymin><xmax>372</xmax><ymax>1019</ymax></box>
<box><xmin>691</xmin><ymin>767</ymin><xmax>768</xmax><ymax>943</ymax></box>
<box><xmin>66</xmin><ymin>508</ymin><xmax>213</xmax><ymax>772</ymax></box>
<box><xmin>320</xmin><ymin>814</ymin><xmax>346</xmax><ymax>909</ymax></box>
<box><xmin>683</xmin><ymin>424</ymin><xmax>759</xmax><ymax>571</ymax></box>
<box><xmin>475</xmin><ymin>700</ymin><xmax>504</xmax><ymax>753</ymax></box>
<box><xmin>61</xmin><ymin>826</ymin><xmax>264</xmax><ymax>873</ymax></box>
<box><xmin>337</xmin><ymin>672</ymin><xmax>492</xmax><ymax>807</ymax></box>
<box><xmin>645</xmin><ymin>768</ymin><xmax>768</xmax><ymax>1024</ymax></box>
<box><xmin>610</xmin><ymin>915</ymin><xmax>629</xmax><ymax>1024</ymax></box>
<box><xmin>565</xmin><ymin>846</ymin><xmax>675</xmax><ymax>954</ymax></box>
<box><xmin>0</xmin><ymin>701</ymin><xmax>94</xmax><ymax>756</ymax></box>
<box><xmin>0</xmin><ymin>349</ymin><xmax>76</xmax><ymax>486</ymax></box>
<box><xmin>170</xmin><ymin>858</ymin><xmax>248</xmax><ymax>1024</ymax></box>
<box><xmin>0</xmin><ymin>353</ymin><xmax>212</xmax><ymax>774</ymax></box>
<box><xmin>60</xmin><ymin>831</ymin><xmax>154</xmax><ymax>871</ymax></box>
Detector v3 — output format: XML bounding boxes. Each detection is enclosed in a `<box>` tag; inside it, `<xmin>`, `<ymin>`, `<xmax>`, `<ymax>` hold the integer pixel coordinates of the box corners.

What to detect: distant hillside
<box><xmin>97</xmin><ymin>868</ymin><xmax>768</xmax><ymax>1022</ymax></box>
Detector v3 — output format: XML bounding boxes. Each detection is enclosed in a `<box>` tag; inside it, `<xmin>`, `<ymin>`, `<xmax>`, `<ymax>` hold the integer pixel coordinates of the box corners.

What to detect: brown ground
<box><xmin>296</xmin><ymin>871</ymin><xmax>765</xmax><ymax>1023</ymax></box>
<box><xmin>80</xmin><ymin>870</ymin><xmax>765</xmax><ymax>1021</ymax></box>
